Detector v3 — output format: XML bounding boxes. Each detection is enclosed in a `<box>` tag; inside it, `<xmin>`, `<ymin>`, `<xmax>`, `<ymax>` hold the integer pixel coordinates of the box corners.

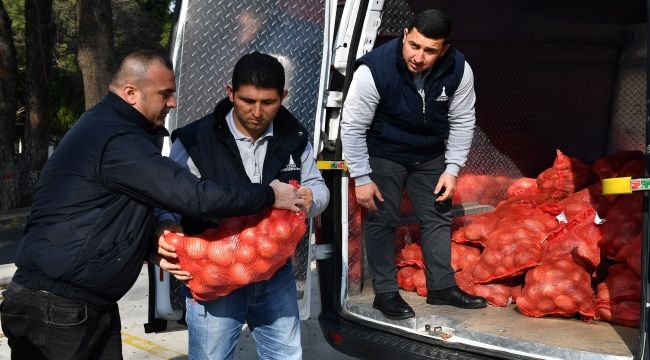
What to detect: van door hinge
<box><xmin>312</xmin><ymin>244</ymin><xmax>334</xmax><ymax>260</ymax></box>
<box><xmin>323</xmin><ymin>91</ymin><xmax>343</xmax><ymax>108</ymax></box>
<box><xmin>424</xmin><ymin>324</ymin><xmax>455</xmax><ymax>340</ymax></box>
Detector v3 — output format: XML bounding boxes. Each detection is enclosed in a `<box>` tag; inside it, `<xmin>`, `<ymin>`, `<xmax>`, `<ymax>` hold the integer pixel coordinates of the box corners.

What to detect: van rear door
<box><xmin>146</xmin><ymin>0</ymin><xmax>331</xmax><ymax>332</ymax></box>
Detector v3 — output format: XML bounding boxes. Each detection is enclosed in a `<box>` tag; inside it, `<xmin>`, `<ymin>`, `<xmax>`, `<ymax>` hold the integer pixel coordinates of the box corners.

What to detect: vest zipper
<box><xmin>418</xmin><ymin>88</ymin><xmax>426</xmax><ymax>122</ymax></box>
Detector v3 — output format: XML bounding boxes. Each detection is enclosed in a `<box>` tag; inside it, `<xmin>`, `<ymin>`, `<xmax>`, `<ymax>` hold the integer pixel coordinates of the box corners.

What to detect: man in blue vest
<box><xmin>341</xmin><ymin>9</ymin><xmax>487</xmax><ymax>319</ymax></box>
<box><xmin>156</xmin><ymin>52</ymin><xmax>329</xmax><ymax>359</ymax></box>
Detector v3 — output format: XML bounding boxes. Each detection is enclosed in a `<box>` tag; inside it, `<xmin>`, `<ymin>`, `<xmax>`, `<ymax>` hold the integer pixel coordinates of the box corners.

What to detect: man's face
<box><xmin>133</xmin><ymin>61</ymin><xmax>177</xmax><ymax>128</ymax></box>
<box><xmin>402</xmin><ymin>28</ymin><xmax>450</xmax><ymax>74</ymax></box>
<box><xmin>226</xmin><ymin>84</ymin><xmax>287</xmax><ymax>140</ymax></box>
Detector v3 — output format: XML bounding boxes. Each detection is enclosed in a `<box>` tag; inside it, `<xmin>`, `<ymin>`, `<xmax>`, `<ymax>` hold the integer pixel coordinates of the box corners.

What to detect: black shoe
<box><xmin>426</xmin><ymin>286</ymin><xmax>487</xmax><ymax>309</ymax></box>
<box><xmin>372</xmin><ymin>292</ymin><xmax>415</xmax><ymax>319</ymax></box>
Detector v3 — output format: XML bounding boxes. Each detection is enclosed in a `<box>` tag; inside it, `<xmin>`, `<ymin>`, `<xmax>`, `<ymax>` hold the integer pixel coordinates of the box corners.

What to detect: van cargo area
<box><xmin>317</xmin><ymin>0</ymin><xmax>649</xmax><ymax>359</ymax></box>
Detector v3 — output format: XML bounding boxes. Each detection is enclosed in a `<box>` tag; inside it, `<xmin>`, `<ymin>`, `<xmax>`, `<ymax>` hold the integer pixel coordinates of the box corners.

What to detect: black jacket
<box><xmin>13</xmin><ymin>93</ymin><xmax>275</xmax><ymax>309</ymax></box>
<box><xmin>173</xmin><ymin>97</ymin><xmax>308</xmax><ymax>235</ymax></box>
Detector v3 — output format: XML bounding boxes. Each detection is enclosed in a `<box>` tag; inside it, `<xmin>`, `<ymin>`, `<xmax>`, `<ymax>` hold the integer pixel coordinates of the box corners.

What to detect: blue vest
<box><xmin>173</xmin><ymin>97</ymin><xmax>307</xmax><ymax>235</ymax></box>
<box><xmin>356</xmin><ymin>38</ymin><xmax>465</xmax><ymax>164</ymax></box>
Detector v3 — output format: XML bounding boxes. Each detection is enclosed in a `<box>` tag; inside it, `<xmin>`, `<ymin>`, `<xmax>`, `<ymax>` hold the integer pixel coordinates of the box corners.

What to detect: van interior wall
<box><xmin>383</xmin><ymin>0</ymin><xmax>648</xmax><ymax>177</ymax></box>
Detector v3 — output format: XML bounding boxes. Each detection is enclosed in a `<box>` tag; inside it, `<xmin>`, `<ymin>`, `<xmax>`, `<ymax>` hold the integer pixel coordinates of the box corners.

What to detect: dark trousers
<box><xmin>0</xmin><ymin>281</ymin><xmax>123</xmax><ymax>360</ymax></box>
<box><xmin>365</xmin><ymin>155</ymin><xmax>456</xmax><ymax>294</ymax></box>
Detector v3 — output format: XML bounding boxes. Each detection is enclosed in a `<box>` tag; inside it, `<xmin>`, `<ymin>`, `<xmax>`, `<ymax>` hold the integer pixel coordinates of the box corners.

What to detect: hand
<box><xmin>355</xmin><ymin>182</ymin><xmax>384</xmax><ymax>211</ymax></box>
<box><xmin>154</xmin><ymin>253</ymin><xmax>192</xmax><ymax>282</ymax></box>
<box><xmin>270</xmin><ymin>179</ymin><xmax>305</xmax><ymax>211</ymax></box>
<box><xmin>434</xmin><ymin>172</ymin><xmax>457</xmax><ymax>202</ymax></box>
<box><xmin>156</xmin><ymin>220</ymin><xmax>183</xmax><ymax>260</ymax></box>
<box><xmin>297</xmin><ymin>187</ymin><xmax>313</xmax><ymax>214</ymax></box>
<box><xmin>153</xmin><ymin>221</ymin><xmax>192</xmax><ymax>281</ymax></box>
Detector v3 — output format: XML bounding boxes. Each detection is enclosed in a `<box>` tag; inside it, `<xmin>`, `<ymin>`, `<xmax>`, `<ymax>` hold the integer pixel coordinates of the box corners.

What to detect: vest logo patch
<box><xmin>281</xmin><ymin>155</ymin><xmax>300</xmax><ymax>172</ymax></box>
<box><xmin>435</xmin><ymin>87</ymin><xmax>448</xmax><ymax>102</ymax></box>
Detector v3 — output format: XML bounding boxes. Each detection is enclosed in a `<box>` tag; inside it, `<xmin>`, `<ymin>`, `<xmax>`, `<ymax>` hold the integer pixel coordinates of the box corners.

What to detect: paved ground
<box><xmin>0</xmin><ymin>219</ymin><xmax>357</xmax><ymax>360</ymax></box>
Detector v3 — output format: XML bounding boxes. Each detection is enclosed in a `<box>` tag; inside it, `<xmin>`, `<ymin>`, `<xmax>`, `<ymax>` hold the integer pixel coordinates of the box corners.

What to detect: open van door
<box><xmin>315</xmin><ymin>0</ymin><xmax>650</xmax><ymax>359</ymax></box>
<box><xmin>145</xmin><ymin>0</ymin><xmax>332</xmax><ymax>332</ymax></box>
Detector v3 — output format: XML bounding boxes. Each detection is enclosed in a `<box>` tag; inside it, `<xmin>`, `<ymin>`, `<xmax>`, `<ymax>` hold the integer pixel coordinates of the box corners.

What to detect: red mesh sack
<box><xmin>506</xmin><ymin>178</ymin><xmax>539</xmax><ymax>198</ymax></box>
<box><xmin>451</xmin><ymin>226</ymin><xmax>473</xmax><ymax>244</ymax></box>
<box><xmin>462</xmin><ymin>216</ymin><xmax>497</xmax><ymax>244</ymax></box>
<box><xmin>453</xmin><ymin>174</ymin><xmax>492</xmax><ymax>205</ymax></box>
<box><xmin>600</xmin><ymin>192</ymin><xmax>643</xmax><ymax>258</ymax></box>
<box><xmin>456</xmin><ymin>260</ymin><xmax>522</xmax><ymax>307</ymax></box>
<box><xmin>536</xmin><ymin>149</ymin><xmax>598</xmax><ymax>200</ymax></box>
<box><xmin>455</xmin><ymin>258</ymin><xmax>478</xmax><ymax>290</ymax></box>
<box><xmin>412</xmin><ymin>268</ymin><xmax>427</xmax><ymax>296</ymax></box>
<box><xmin>591</xmin><ymin>150</ymin><xmax>643</xmax><ymax>180</ymax></box>
<box><xmin>348</xmin><ymin>179</ymin><xmax>364</xmax><ymax>291</ymax></box>
<box><xmin>471</xmin><ymin>227</ymin><xmax>543</xmax><ymax>284</ymax></box>
<box><xmin>451</xmin><ymin>242</ymin><xmax>481</xmax><ymax>271</ymax></box>
<box><xmin>463</xmin><ymin>198</ymin><xmax>558</xmax><ymax>245</ymax></box>
<box><xmin>451</xmin><ymin>214</ymin><xmax>481</xmax><ymax>244</ymax></box>
<box><xmin>560</xmin><ymin>182</ymin><xmax>614</xmax><ymax>221</ymax></box>
<box><xmin>615</xmin><ymin>233</ymin><xmax>641</xmax><ymax>276</ymax></box>
<box><xmin>397</xmin><ymin>266</ymin><xmax>419</xmax><ymax>292</ymax></box>
<box><xmin>491</xmin><ymin>203</ymin><xmax>559</xmax><ymax>235</ymax></box>
<box><xmin>541</xmin><ymin>208</ymin><xmax>602</xmax><ymax>272</ymax></box>
<box><xmin>595</xmin><ymin>301</ymin><xmax>640</xmax><ymax>328</ymax></box>
<box><xmin>166</xmin><ymin>201</ymin><xmax>307</xmax><ymax>300</ymax></box>
<box><xmin>396</xmin><ymin>242</ymin><xmax>424</xmax><ymax>268</ymax></box>
<box><xmin>595</xmin><ymin>264</ymin><xmax>641</xmax><ymax>303</ymax></box>
<box><xmin>617</xmin><ymin>159</ymin><xmax>645</xmax><ymax>178</ymax></box>
<box><xmin>453</xmin><ymin>174</ymin><xmax>514</xmax><ymax>206</ymax></box>
<box><xmin>393</xmin><ymin>223</ymin><xmax>421</xmax><ymax>253</ymax></box>
<box><xmin>468</xmin><ymin>283</ymin><xmax>516</xmax><ymax>307</ymax></box>
<box><xmin>516</xmin><ymin>256</ymin><xmax>595</xmax><ymax>318</ymax></box>
<box><xmin>400</xmin><ymin>190</ymin><xmax>414</xmax><ymax>213</ymax></box>
<box><xmin>462</xmin><ymin>205</ymin><xmax>511</xmax><ymax>244</ymax></box>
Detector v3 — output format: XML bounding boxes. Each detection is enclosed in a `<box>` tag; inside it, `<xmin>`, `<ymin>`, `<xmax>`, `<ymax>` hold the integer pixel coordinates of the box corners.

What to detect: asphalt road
<box><xmin>0</xmin><ymin>230</ymin><xmax>357</xmax><ymax>360</ymax></box>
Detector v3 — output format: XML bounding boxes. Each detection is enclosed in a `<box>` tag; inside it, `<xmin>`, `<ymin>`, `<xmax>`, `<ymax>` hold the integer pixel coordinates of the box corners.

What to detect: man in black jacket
<box><xmin>0</xmin><ymin>50</ymin><xmax>304</xmax><ymax>360</ymax></box>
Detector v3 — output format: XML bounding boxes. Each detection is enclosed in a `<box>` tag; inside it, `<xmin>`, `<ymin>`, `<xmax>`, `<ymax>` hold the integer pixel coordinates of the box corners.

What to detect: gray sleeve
<box><xmin>445</xmin><ymin>61</ymin><xmax>477</xmax><ymax>176</ymax></box>
<box><xmin>340</xmin><ymin>65</ymin><xmax>379</xmax><ymax>185</ymax></box>
<box><xmin>299</xmin><ymin>142</ymin><xmax>330</xmax><ymax>218</ymax></box>
<box><xmin>171</xmin><ymin>139</ymin><xmax>202</xmax><ymax>178</ymax></box>
<box><xmin>155</xmin><ymin>140</ymin><xmax>201</xmax><ymax>224</ymax></box>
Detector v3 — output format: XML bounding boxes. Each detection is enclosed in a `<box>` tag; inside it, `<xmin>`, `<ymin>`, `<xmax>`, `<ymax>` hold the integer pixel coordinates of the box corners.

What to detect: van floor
<box><xmin>346</xmin><ymin>286</ymin><xmax>638</xmax><ymax>359</ymax></box>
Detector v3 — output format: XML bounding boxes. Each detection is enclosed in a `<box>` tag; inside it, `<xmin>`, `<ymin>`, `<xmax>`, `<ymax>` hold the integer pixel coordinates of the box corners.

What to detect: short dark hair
<box><xmin>408</xmin><ymin>10</ymin><xmax>452</xmax><ymax>43</ymax></box>
<box><xmin>110</xmin><ymin>49</ymin><xmax>173</xmax><ymax>87</ymax></box>
<box><xmin>232</xmin><ymin>52</ymin><xmax>285</xmax><ymax>95</ymax></box>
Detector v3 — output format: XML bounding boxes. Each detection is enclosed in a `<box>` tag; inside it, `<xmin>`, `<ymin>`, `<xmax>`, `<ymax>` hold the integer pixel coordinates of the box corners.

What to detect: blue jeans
<box><xmin>185</xmin><ymin>262</ymin><xmax>301</xmax><ymax>360</ymax></box>
<box><xmin>0</xmin><ymin>281</ymin><xmax>122</xmax><ymax>360</ymax></box>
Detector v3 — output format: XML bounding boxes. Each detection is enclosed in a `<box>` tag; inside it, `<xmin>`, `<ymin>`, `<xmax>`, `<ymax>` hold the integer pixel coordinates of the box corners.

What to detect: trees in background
<box><xmin>0</xmin><ymin>0</ymin><xmax>174</xmax><ymax>210</ymax></box>
<box><xmin>0</xmin><ymin>1</ymin><xmax>17</xmax><ymax>161</ymax></box>
<box><xmin>0</xmin><ymin>1</ymin><xmax>19</xmax><ymax>209</ymax></box>
<box><xmin>23</xmin><ymin>0</ymin><xmax>54</xmax><ymax>196</ymax></box>
<box><xmin>77</xmin><ymin>0</ymin><xmax>113</xmax><ymax>110</ymax></box>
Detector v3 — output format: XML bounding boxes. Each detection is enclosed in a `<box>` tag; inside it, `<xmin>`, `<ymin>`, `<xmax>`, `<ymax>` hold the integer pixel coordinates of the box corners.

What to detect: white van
<box><xmin>149</xmin><ymin>0</ymin><xmax>649</xmax><ymax>359</ymax></box>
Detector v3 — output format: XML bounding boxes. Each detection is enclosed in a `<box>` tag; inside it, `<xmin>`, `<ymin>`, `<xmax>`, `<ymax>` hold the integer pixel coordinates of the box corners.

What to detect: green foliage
<box><xmin>3</xmin><ymin>0</ymin><xmax>175</xmax><ymax>135</ymax></box>
<box><xmin>4</xmin><ymin>0</ymin><xmax>25</xmax><ymax>69</ymax></box>
<box><xmin>113</xmin><ymin>0</ymin><xmax>174</xmax><ymax>58</ymax></box>
<box><xmin>50</xmin><ymin>67</ymin><xmax>84</xmax><ymax>137</ymax></box>
<box><xmin>53</xmin><ymin>0</ymin><xmax>78</xmax><ymax>73</ymax></box>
